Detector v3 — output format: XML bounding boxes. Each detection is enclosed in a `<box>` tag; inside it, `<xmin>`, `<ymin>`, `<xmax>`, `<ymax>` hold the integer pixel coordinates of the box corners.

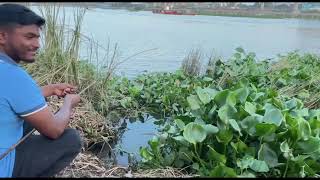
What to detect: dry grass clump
<box><xmin>132</xmin><ymin>167</ymin><xmax>197</xmax><ymax>178</ymax></box>
<box><xmin>55</xmin><ymin>152</ymin><xmax>109</xmax><ymax>177</ymax></box>
<box><xmin>46</xmin><ymin>96</ymin><xmax>115</xmax><ymax>150</ymax></box>
<box><xmin>181</xmin><ymin>48</ymin><xmax>203</xmax><ymax>77</ymax></box>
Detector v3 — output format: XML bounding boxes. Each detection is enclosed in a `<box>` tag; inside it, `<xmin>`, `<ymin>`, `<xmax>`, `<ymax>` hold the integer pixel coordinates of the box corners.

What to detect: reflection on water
<box><xmin>113</xmin><ymin>115</ymin><xmax>158</xmax><ymax>167</ymax></box>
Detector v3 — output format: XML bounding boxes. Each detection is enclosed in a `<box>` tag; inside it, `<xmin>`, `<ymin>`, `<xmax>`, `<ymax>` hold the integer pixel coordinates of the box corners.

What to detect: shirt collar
<box><xmin>0</xmin><ymin>52</ymin><xmax>18</xmax><ymax>66</ymax></box>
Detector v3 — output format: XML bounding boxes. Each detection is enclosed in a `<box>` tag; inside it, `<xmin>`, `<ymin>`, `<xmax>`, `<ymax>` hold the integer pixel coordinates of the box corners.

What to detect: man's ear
<box><xmin>0</xmin><ymin>31</ymin><xmax>7</xmax><ymax>45</ymax></box>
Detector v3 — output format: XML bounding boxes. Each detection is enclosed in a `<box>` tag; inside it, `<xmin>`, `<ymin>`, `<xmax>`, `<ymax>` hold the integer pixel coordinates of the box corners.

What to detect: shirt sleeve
<box><xmin>6</xmin><ymin>68</ymin><xmax>47</xmax><ymax>117</ymax></box>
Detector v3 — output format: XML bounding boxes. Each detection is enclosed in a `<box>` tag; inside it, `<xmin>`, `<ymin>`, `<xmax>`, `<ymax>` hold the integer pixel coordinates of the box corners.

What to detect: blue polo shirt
<box><xmin>0</xmin><ymin>53</ymin><xmax>47</xmax><ymax>177</ymax></box>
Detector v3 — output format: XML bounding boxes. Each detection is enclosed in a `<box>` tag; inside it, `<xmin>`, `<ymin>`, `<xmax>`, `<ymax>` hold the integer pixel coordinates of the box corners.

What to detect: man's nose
<box><xmin>33</xmin><ymin>39</ymin><xmax>40</xmax><ymax>49</ymax></box>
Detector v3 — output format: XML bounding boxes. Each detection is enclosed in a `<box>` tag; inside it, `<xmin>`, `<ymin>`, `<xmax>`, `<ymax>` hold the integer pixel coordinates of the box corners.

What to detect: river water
<box><xmin>81</xmin><ymin>8</ymin><xmax>320</xmax><ymax>78</ymax></box>
<box><xmin>32</xmin><ymin>6</ymin><xmax>320</xmax><ymax>78</ymax></box>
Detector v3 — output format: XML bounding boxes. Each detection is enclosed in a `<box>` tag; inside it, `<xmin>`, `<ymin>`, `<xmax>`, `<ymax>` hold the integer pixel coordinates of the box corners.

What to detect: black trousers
<box><xmin>12</xmin><ymin>122</ymin><xmax>82</xmax><ymax>177</ymax></box>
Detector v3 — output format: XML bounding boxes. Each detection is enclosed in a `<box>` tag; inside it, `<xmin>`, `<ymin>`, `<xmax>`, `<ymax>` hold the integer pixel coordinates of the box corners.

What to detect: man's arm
<box><xmin>22</xmin><ymin>94</ymin><xmax>80</xmax><ymax>139</ymax></box>
<box><xmin>41</xmin><ymin>84</ymin><xmax>54</xmax><ymax>97</ymax></box>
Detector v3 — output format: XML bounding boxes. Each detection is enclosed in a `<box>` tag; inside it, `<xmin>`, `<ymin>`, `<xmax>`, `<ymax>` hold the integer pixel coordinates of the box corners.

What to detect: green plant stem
<box><xmin>283</xmin><ymin>159</ymin><xmax>290</xmax><ymax>178</ymax></box>
<box><xmin>194</xmin><ymin>143</ymin><xmax>205</xmax><ymax>168</ymax></box>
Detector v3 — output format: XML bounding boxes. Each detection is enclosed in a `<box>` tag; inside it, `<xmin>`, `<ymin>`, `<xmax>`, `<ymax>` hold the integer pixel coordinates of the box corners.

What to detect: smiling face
<box><xmin>0</xmin><ymin>24</ymin><xmax>41</xmax><ymax>63</ymax></box>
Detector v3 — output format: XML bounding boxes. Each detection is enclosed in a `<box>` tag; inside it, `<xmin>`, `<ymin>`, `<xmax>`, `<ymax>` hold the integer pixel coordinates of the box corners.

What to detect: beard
<box><xmin>5</xmin><ymin>44</ymin><xmax>36</xmax><ymax>63</ymax></box>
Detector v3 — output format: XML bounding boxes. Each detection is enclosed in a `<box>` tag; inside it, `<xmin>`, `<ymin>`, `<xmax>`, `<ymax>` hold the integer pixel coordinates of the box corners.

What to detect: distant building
<box><xmin>301</xmin><ymin>3</ymin><xmax>320</xmax><ymax>12</ymax></box>
<box><xmin>241</xmin><ymin>3</ymin><xmax>255</xmax><ymax>6</ymax></box>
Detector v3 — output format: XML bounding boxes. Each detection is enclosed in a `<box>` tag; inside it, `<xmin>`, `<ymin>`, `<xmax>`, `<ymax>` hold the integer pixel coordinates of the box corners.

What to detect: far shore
<box><xmin>22</xmin><ymin>2</ymin><xmax>320</xmax><ymax>20</ymax></box>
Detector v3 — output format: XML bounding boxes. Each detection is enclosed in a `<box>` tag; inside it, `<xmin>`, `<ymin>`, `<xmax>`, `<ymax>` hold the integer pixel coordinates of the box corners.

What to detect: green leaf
<box><xmin>204</xmin><ymin>124</ymin><xmax>219</xmax><ymax>135</ymax></box>
<box><xmin>263</xmin><ymin>103</ymin><xmax>277</xmax><ymax>112</ymax></box>
<box><xmin>229</xmin><ymin>119</ymin><xmax>242</xmax><ymax>136</ymax></box>
<box><xmin>172</xmin><ymin>136</ymin><xmax>184</xmax><ymax>142</ymax></box>
<box><xmin>194</xmin><ymin>118</ymin><xmax>205</xmax><ymax>125</ymax></box>
<box><xmin>174</xmin><ymin>119</ymin><xmax>185</xmax><ymax>131</ymax></box>
<box><xmin>286</xmin><ymin>115</ymin><xmax>299</xmax><ymax>142</ymax></box>
<box><xmin>309</xmin><ymin>110</ymin><xmax>320</xmax><ymax>120</ymax></box>
<box><xmin>231</xmin><ymin>140</ymin><xmax>248</xmax><ymax>154</ymax></box>
<box><xmin>178</xmin><ymin>147</ymin><xmax>193</xmax><ymax>163</ymax></box>
<box><xmin>216</xmin><ymin>129</ymin><xmax>233</xmax><ymax>144</ymax></box>
<box><xmin>140</xmin><ymin>147</ymin><xmax>154</xmax><ymax>161</ymax></box>
<box><xmin>196</xmin><ymin>87</ymin><xmax>218</xmax><ymax>105</ymax></box>
<box><xmin>148</xmin><ymin>137</ymin><xmax>160</xmax><ymax>153</ymax></box>
<box><xmin>218</xmin><ymin>104</ymin><xmax>238</xmax><ymax>124</ymax></box>
<box><xmin>263</xmin><ymin>133</ymin><xmax>276</xmax><ymax>142</ymax></box>
<box><xmin>208</xmin><ymin>145</ymin><xmax>226</xmax><ymax>164</ymax></box>
<box><xmin>187</xmin><ymin>95</ymin><xmax>201</xmax><ymax>110</ymax></box>
<box><xmin>192</xmin><ymin>163</ymin><xmax>199</xmax><ymax>170</ymax></box>
<box><xmin>280</xmin><ymin>141</ymin><xmax>290</xmax><ymax>153</ymax></box>
<box><xmin>234</xmin><ymin>52</ymin><xmax>241</xmax><ymax>59</ymax></box>
<box><xmin>280</xmin><ymin>141</ymin><xmax>293</xmax><ymax>160</ymax></box>
<box><xmin>298</xmin><ymin>119</ymin><xmax>311</xmax><ymax>141</ymax></box>
<box><xmin>210</xmin><ymin>163</ymin><xmax>237</xmax><ymax>177</ymax></box>
<box><xmin>214</xmin><ymin>90</ymin><xmax>229</xmax><ymax>107</ymax></box>
<box><xmin>167</xmin><ymin>125</ymin><xmax>177</xmax><ymax>134</ymax></box>
<box><xmin>183</xmin><ymin>122</ymin><xmax>207</xmax><ymax>144</ymax></box>
<box><xmin>239</xmin><ymin>78</ymin><xmax>250</xmax><ymax>87</ymax></box>
<box><xmin>120</xmin><ymin>97</ymin><xmax>132</xmax><ymax>108</ymax></box>
<box><xmin>292</xmin><ymin>155</ymin><xmax>310</xmax><ymax>163</ymax></box>
<box><xmin>234</xmin><ymin>87</ymin><xmax>249</xmax><ymax>104</ymax></box>
<box><xmin>255</xmin><ymin>123</ymin><xmax>277</xmax><ymax>137</ymax></box>
<box><xmin>297</xmin><ymin>108</ymin><xmax>309</xmax><ymax>117</ymax></box>
<box><xmin>253</xmin><ymin>92</ymin><xmax>265</xmax><ymax>101</ymax></box>
<box><xmin>196</xmin><ymin>87</ymin><xmax>210</xmax><ymax>105</ymax></box>
<box><xmin>285</xmin><ymin>98</ymin><xmax>298</xmax><ymax>110</ymax></box>
<box><xmin>208</xmin><ymin>105</ymin><xmax>217</xmax><ymax>119</ymax></box>
<box><xmin>250</xmin><ymin>159</ymin><xmax>269</xmax><ymax>172</ymax></box>
<box><xmin>309</xmin><ymin>118</ymin><xmax>320</xmax><ymax>130</ymax></box>
<box><xmin>163</xmin><ymin>151</ymin><xmax>175</xmax><ymax>165</ymax></box>
<box><xmin>244</xmin><ymin>101</ymin><xmax>256</xmax><ymax>115</ymax></box>
<box><xmin>258</xmin><ymin>143</ymin><xmax>278</xmax><ymax>168</ymax></box>
<box><xmin>236</xmin><ymin>47</ymin><xmax>244</xmax><ymax>53</ymax></box>
<box><xmin>227</xmin><ymin>92</ymin><xmax>237</xmax><ymax>106</ymax></box>
<box><xmin>272</xmin><ymin>97</ymin><xmax>284</xmax><ymax>110</ymax></box>
<box><xmin>296</xmin><ymin>137</ymin><xmax>320</xmax><ymax>154</ymax></box>
<box><xmin>240</xmin><ymin>115</ymin><xmax>261</xmax><ymax>136</ymax></box>
<box><xmin>174</xmin><ymin>159</ymin><xmax>185</xmax><ymax>168</ymax></box>
<box><xmin>237</xmin><ymin>155</ymin><xmax>254</xmax><ymax>170</ymax></box>
<box><xmin>267</xmin><ymin>88</ymin><xmax>278</xmax><ymax>98</ymax></box>
<box><xmin>203</xmin><ymin>77</ymin><xmax>213</xmax><ymax>82</ymax></box>
<box><xmin>263</xmin><ymin>109</ymin><xmax>283</xmax><ymax>126</ymax></box>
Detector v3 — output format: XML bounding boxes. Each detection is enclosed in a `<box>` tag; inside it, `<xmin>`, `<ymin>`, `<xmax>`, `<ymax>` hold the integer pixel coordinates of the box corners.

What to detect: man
<box><xmin>0</xmin><ymin>3</ymin><xmax>82</xmax><ymax>177</ymax></box>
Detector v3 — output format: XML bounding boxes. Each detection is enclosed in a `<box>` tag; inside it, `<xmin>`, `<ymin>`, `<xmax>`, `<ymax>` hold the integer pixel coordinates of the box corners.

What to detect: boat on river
<box><xmin>152</xmin><ymin>6</ymin><xmax>196</xmax><ymax>16</ymax></box>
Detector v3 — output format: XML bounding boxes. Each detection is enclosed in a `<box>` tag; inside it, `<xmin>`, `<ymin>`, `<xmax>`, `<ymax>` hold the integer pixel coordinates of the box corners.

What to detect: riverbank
<box><xmin>196</xmin><ymin>9</ymin><xmax>320</xmax><ymax>20</ymax></box>
<box><xmin>109</xmin><ymin>4</ymin><xmax>320</xmax><ymax>20</ymax></box>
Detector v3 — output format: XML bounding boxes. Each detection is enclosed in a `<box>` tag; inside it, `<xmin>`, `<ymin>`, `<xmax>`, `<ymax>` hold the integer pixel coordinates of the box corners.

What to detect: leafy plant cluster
<box><xmin>108</xmin><ymin>49</ymin><xmax>320</xmax><ymax>177</ymax></box>
<box><xmin>139</xmin><ymin>79</ymin><xmax>320</xmax><ymax>177</ymax></box>
<box><xmin>206</xmin><ymin>48</ymin><xmax>320</xmax><ymax>108</ymax></box>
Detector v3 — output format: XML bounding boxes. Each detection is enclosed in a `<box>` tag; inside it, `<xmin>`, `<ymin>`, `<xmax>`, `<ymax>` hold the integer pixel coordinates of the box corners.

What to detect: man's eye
<box><xmin>25</xmin><ymin>35</ymin><xmax>35</xmax><ymax>39</ymax></box>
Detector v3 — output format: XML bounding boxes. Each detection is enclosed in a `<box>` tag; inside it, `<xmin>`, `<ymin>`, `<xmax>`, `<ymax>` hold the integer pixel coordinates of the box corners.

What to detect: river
<box><xmin>32</xmin><ymin>6</ymin><xmax>320</xmax><ymax>78</ymax></box>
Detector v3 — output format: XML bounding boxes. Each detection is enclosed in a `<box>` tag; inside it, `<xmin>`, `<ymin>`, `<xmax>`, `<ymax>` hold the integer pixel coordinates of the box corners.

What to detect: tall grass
<box><xmin>24</xmin><ymin>3</ymin><xmax>155</xmax><ymax>117</ymax></box>
<box><xmin>181</xmin><ymin>48</ymin><xmax>202</xmax><ymax>77</ymax></box>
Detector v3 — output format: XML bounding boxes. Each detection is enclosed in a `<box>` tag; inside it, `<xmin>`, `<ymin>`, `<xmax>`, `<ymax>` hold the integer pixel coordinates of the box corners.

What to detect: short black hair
<box><xmin>0</xmin><ymin>3</ymin><xmax>45</xmax><ymax>27</ymax></box>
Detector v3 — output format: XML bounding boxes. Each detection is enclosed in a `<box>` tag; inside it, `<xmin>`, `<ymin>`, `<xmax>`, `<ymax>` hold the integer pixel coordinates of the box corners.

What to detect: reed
<box><xmin>181</xmin><ymin>48</ymin><xmax>203</xmax><ymax>77</ymax></box>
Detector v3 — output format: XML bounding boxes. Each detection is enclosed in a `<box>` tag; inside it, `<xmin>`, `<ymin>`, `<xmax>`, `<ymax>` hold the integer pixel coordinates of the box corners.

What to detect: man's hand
<box><xmin>52</xmin><ymin>83</ymin><xmax>77</xmax><ymax>97</ymax></box>
<box><xmin>42</xmin><ymin>83</ymin><xmax>77</xmax><ymax>98</ymax></box>
<box><xmin>64</xmin><ymin>94</ymin><xmax>81</xmax><ymax>109</ymax></box>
